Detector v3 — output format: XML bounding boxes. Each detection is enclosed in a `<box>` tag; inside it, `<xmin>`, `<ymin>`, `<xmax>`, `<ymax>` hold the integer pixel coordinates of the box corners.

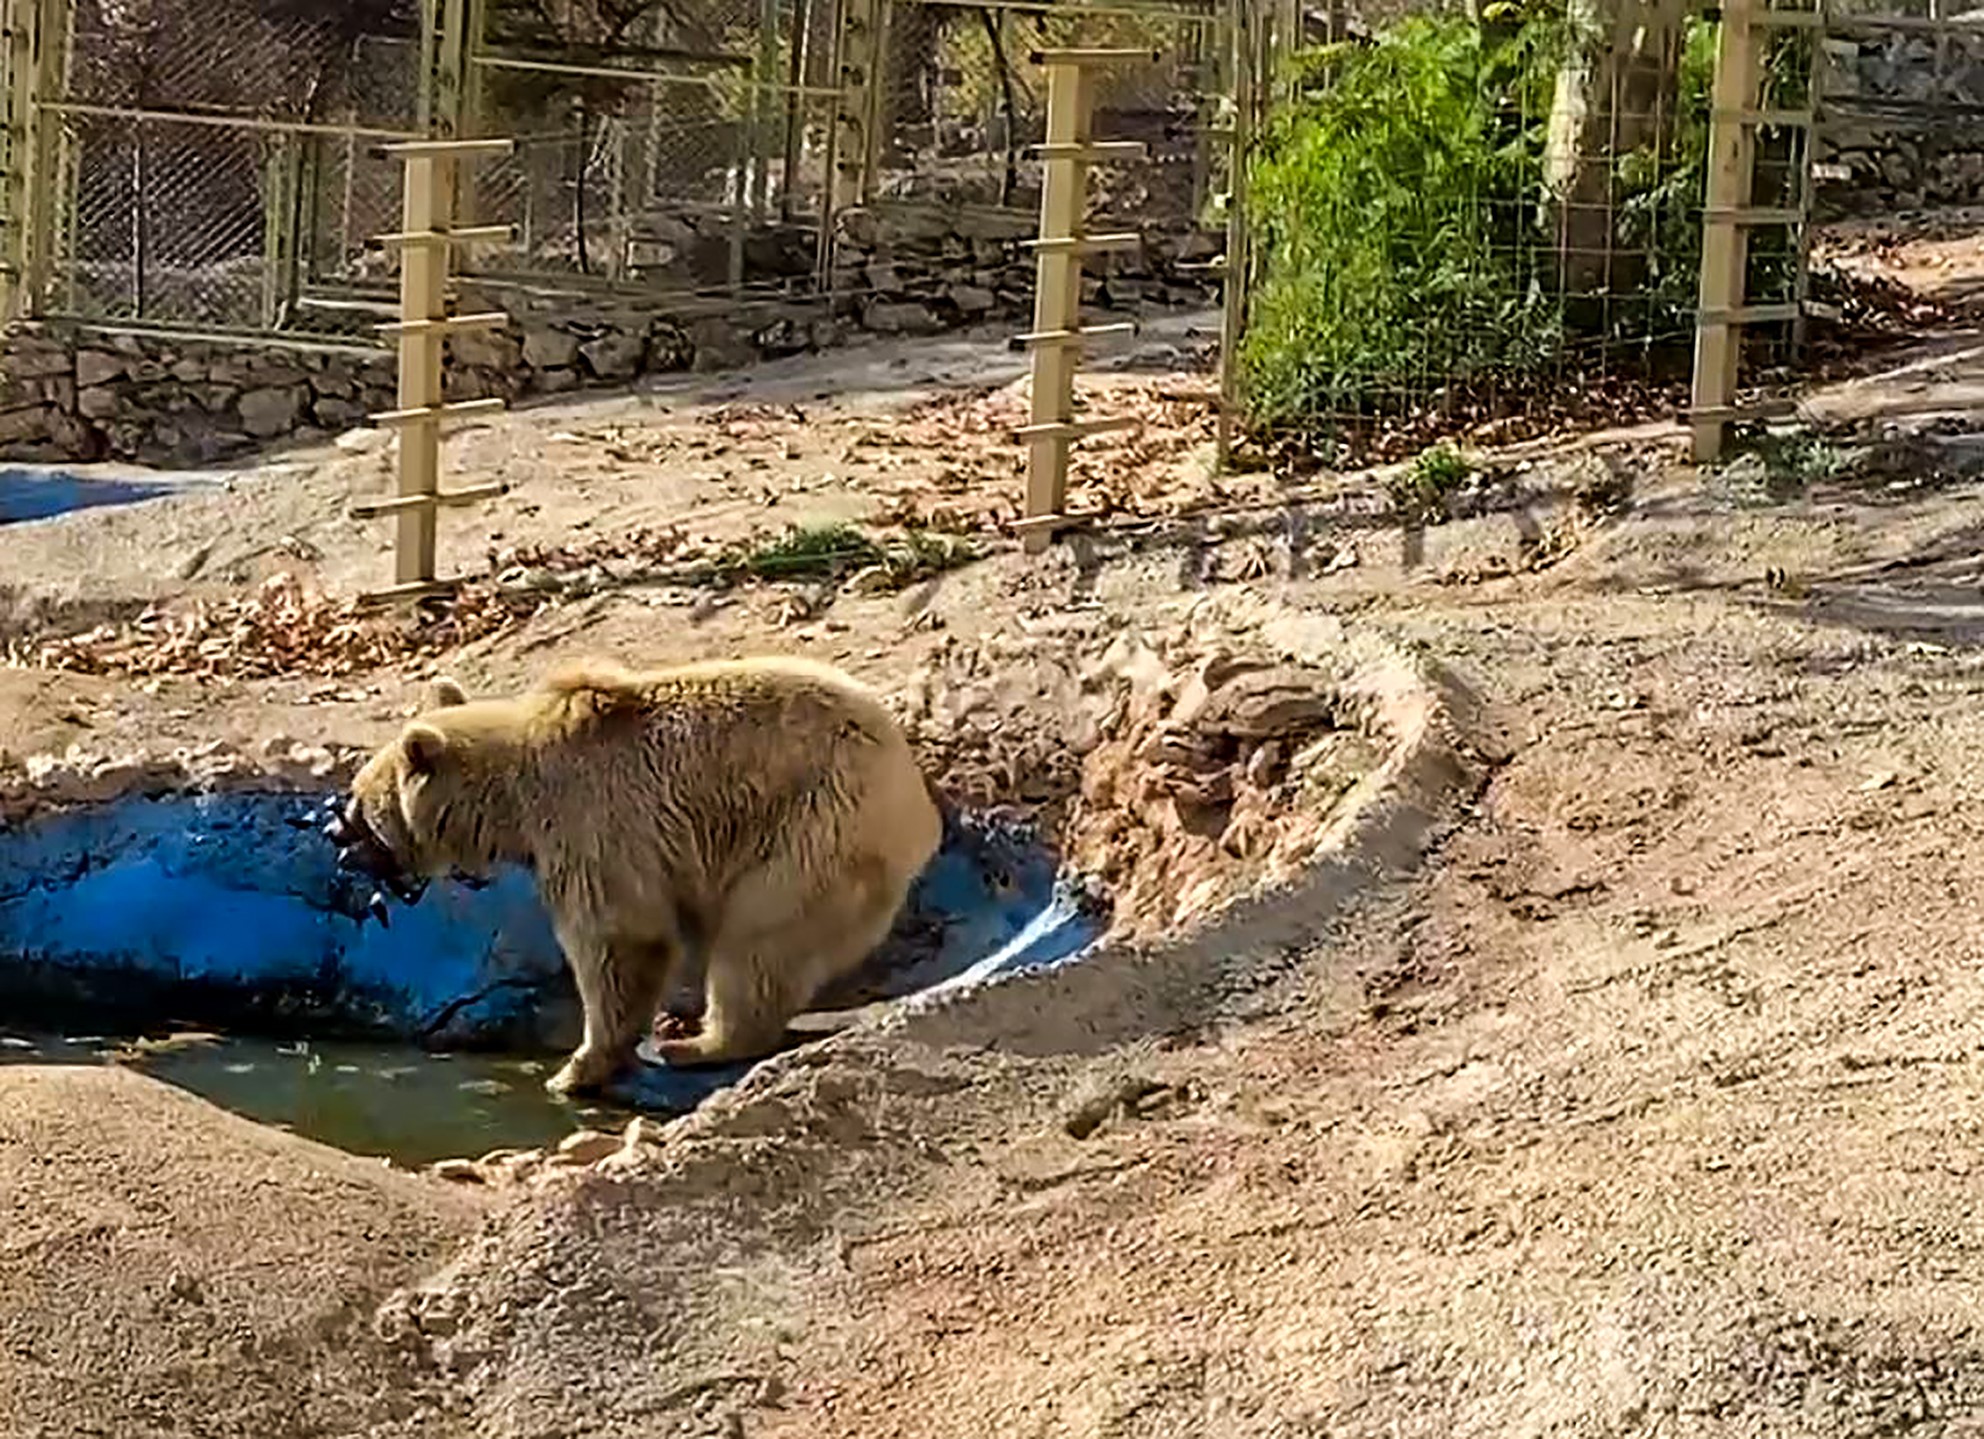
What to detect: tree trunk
<box><xmin>1542</xmin><ymin>0</ymin><xmax>1689</xmax><ymax>326</ymax></box>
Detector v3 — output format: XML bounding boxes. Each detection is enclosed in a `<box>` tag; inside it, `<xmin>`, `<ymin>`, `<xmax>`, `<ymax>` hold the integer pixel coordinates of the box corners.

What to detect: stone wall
<box><xmin>0</xmin><ymin>211</ymin><xmax>1221</xmax><ymax>470</ymax></box>
<box><xmin>0</xmin><ymin>332</ymin><xmax>399</xmax><ymax>468</ymax></box>
<box><xmin>1816</xmin><ymin>28</ymin><xmax>1984</xmax><ymax>217</ymax></box>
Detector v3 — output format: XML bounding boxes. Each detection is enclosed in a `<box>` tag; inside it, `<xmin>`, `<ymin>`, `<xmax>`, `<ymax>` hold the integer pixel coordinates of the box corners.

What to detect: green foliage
<box><xmin>1390</xmin><ymin>443</ymin><xmax>1475</xmax><ymax>523</ymax></box>
<box><xmin>1239</xmin><ymin>9</ymin><xmax>1811</xmax><ymax>433</ymax></box>
<box><xmin>1240</xmin><ymin>13</ymin><xmax>1571</xmax><ymax>428</ymax></box>
<box><xmin>1609</xmin><ymin>16</ymin><xmax>1717</xmax><ymax>336</ymax></box>
<box><xmin>713</xmin><ymin>522</ymin><xmax>977</xmax><ymax>589</ymax></box>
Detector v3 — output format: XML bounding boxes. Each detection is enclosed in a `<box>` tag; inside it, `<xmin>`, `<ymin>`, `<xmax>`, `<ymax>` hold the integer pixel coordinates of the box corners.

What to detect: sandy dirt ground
<box><xmin>0</xmin><ymin>1066</ymin><xmax>486</xmax><ymax>1439</ymax></box>
<box><xmin>16</xmin><ymin>223</ymin><xmax>1984</xmax><ymax>1436</ymax></box>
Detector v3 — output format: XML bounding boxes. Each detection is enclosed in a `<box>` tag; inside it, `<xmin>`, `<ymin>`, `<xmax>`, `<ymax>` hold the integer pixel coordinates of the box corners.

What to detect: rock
<box><xmin>555</xmin><ymin>1128</ymin><xmax>620</xmax><ymax>1165</ymax></box>
<box><xmin>578</xmin><ymin>330</ymin><xmax>646</xmax><ymax>381</ymax></box>
<box><xmin>169</xmin><ymin>357</ymin><xmax>207</xmax><ymax>384</ymax></box>
<box><xmin>429</xmin><ymin>1158</ymin><xmax>485</xmax><ymax>1184</ymax></box>
<box><xmin>947</xmin><ymin>283</ymin><xmax>996</xmax><ymax>313</ymax></box>
<box><xmin>647</xmin><ymin>320</ymin><xmax>694</xmax><ymax>370</ymax></box>
<box><xmin>313</xmin><ymin>396</ymin><xmax>366</xmax><ymax>430</ymax></box>
<box><xmin>333</xmin><ymin>425</ymin><xmax>389</xmax><ymax>452</ymax></box>
<box><xmin>449</xmin><ymin>325</ymin><xmax>521</xmax><ymax>371</ymax></box>
<box><xmin>237</xmin><ymin>384</ymin><xmax>304</xmax><ymax>437</ymax></box>
<box><xmin>521</xmin><ymin>326</ymin><xmax>580</xmax><ymax>369</ymax></box>
<box><xmin>689</xmin><ymin>318</ymin><xmax>757</xmax><ymax>373</ymax></box>
<box><xmin>836</xmin><ymin>207</ymin><xmax>881</xmax><ymax>247</ymax></box>
<box><xmin>496</xmin><ymin>1149</ymin><xmax>546</xmax><ymax>1182</ymax></box>
<box><xmin>0</xmin><ymin>404</ymin><xmax>51</xmax><ymax>444</ymax></box>
<box><xmin>311</xmin><ymin>367</ymin><xmax>357</xmax><ymax>399</ymax></box>
<box><xmin>33</xmin><ymin>374</ymin><xmax>72</xmax><ymax>411</ymax></box>
<box><xmin>751</xmin><ymin>318</ymin><xmax>811</xmax><ymax>356</ymax></box>
<box><xmin>862</xmin><ymin>300</ymin><xmax>947</xmax><ymax>336</ymax></box>
<box><xmin>532</xmin><ymin>367</ymin><xmax>580</xmax><ymax>395</ymax></box>
<box><xmin>245</xmin><ymin>362</ymin><xmax>309</xmax><ymax>389</ymax></box>
<box><xmin>8</xmin><ymin>344</ymin><xmax>71</xmax><ymax>380</ymax></box>
<box><xmin>622</xmin><ymin>1116</ymin><xmax>667</xmax><ymax>1150</ymax></box>
<box><xmin>188</xmin><ymin>430</ymin><xmax>251</xmax><ymax>465</ymax></box>
<box><xmin>75</xmin><ymin>350</ymin><xmax>125</xmax><ymax>387</ymax></box>
<box><xmin>843</xmin><ymin>563</ymin><xmax>895</xmax><ymax>596</ymax></box>
<box><xmin>46</xmin><ymin>410</ymin><xmax>99</xmax><ymax>458</ymax></box>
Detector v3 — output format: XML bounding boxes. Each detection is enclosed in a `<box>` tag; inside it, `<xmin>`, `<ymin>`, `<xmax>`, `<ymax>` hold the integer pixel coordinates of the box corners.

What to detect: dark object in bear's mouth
<box><xmin>324</xmin><ymin>805</ymin><xmax>428</xmax><ymax>927</ymax></box>
<box><xmin>322</xmin><ymin>803</ymin><xmax>495</xmax><ymax>927</ymax></box>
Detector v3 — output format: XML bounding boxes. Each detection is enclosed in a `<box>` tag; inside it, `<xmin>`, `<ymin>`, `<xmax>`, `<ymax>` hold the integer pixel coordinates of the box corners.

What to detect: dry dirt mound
<box><xmin>0</xmin><ymin>1065</ymin><xmax>484</xmax><ymax>1439</ymax></box>
<box><xmin>892</xmin><ymin>595</ymin><xmax>1401</xmax><ymax>940</ymax></box>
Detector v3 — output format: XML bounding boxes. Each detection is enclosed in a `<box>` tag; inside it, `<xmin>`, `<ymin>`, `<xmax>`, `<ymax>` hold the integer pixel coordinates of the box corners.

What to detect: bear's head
<box><xmin>328</xmin><ymin>676</ymin><xmax>504</xmax><ymax>918</ymax></box>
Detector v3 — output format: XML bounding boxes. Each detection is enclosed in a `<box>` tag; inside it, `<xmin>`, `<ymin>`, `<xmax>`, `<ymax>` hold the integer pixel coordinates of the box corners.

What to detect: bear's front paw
<box><xmin>545</xmin><ymin>1051</ymin><xmax>619</xmax><ymax>1097</ymax></box>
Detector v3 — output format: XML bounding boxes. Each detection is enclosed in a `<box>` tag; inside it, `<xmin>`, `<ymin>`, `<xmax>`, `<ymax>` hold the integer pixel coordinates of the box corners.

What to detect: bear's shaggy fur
<box><xmin>342</xmin><ymin>656</ymin><xmax>943</xmax><ymax>1095</ymax></box>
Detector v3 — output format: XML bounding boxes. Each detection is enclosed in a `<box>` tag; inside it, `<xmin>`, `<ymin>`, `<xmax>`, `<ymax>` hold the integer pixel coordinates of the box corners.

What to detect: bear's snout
<box><xmin>325</xmin><ymin>800</ymin><xmax>430</xmax><ymax>920</ymax></box>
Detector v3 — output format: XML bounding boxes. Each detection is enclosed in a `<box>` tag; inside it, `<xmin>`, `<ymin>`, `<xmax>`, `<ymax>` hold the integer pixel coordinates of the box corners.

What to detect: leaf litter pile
<box><xmin>855</xmin><ymin>375</ymin><xmax>1233</xmax><ymax>530</ymax></box>
<box><xmin>8</xmin><ymin>572</ymin><xmax>539</xmax><ymax>682</ymax></box>
<box><xmin>3</xmin><ymin>519</ymin><xmax>977</xmax><ymax>683</ymax></box>
<box><xmin>0</xmin><ymin>376</ymin><xmax>1233</xmax><ymax>686</ymax></box>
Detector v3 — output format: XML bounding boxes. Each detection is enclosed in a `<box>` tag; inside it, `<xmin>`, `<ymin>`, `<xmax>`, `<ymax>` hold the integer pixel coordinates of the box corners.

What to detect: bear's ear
<box><xmin>400</xmin><ymin>722</ymin><xmax>449</xmax><ymax>778</ymax></box>
<box><xmin>428</xmin><ymin>677</ymin><xmax>468</xmax><ymax>709</ymax></box>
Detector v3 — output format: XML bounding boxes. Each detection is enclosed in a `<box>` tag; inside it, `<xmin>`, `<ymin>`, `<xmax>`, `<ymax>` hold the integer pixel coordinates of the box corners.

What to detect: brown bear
<box><xmin>338</xmin><ymin>656</ymin><xmax>943</xmax><ymax>1096</ymax></box>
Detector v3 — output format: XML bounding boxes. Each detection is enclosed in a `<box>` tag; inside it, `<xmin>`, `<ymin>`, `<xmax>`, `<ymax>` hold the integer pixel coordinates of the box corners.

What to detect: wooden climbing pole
<box><xmin>1687</xmin><ymin>0</ymin><xmax>1828</xmax><ymax>462</ymax></box>
<box><xmin>1015</xmin><ymin>47</ymin><xmax>1157</xmax><ymax>555</ymax></box>
<box><xmin>354</xmin><ymin>136</ymin><xmax>516</xmax><ymax>605</ymax></box>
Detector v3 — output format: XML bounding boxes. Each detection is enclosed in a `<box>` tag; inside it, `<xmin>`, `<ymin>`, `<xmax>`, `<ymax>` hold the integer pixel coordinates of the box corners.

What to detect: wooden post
<box><xmin>16</xmin><ymin>0</ymin><xmax>65</xmax><ymax>319</ymax></box>
<box><xmin>780</xmin><ymin>0</ymin><xmax>813</xmax><ymax>225</ymax></box>
<box><xmin>1688</xmin><ymin>0</ymin><xmax>1763</xmax><ymax>463</ymax></box>
<box><xmin>750</xmin><ymin>0</ymin><xmax>780</xmax><ymax>227</ymax></box>
<box><xmin>1216</xmin><ymin>0</ymin><xmax>1257</xmax><ymax>471</ymax></box>
<box><xmin>1789</xmin><ymin>6</ymin><xmax>1827</xmax><ymax>361</ymax></box>
<box><xmin>260</xmin><ymin>134</ymin><xmax>303</xmax><ymax>328</ymax></box>
<box><xmin>0</xmin><ymin>0</ymin><xmax>40</xmax><ymax>320</ymax></box>
<box><xmin>829</xmin><ymin>0</ymin><xmax>881</xmax><ymax>213</ymax></box>
<box><xmin>1015</xmin><ymin>47</ymin><xmax>1157</xmax><ymax>555</ymax></box>
<box><xmin>393</xmin><ymin>149</ymin><xmax>449</xmax><ymax>584</ymax></box>
<box><xmin>357</xmin><ymin>136</ymin><xmax>516</xmax><ymax>606</ymax></box>
<box><xmin>1023</xmin><ymin>57</ymin><xmax>1090</xmax><ymax>553</ymax></box>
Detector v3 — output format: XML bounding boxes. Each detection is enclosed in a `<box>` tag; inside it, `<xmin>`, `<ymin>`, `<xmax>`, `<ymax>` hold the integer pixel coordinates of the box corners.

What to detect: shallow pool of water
<box><xmin>0</xmin><ymin>1028</ymin><xmax>630</xmax><ymax>1166</ymax></box>
<box><xmin>0</xmin><ymin>789</ymin><xmax>1107</xmax><ymax>1163</ymax></box>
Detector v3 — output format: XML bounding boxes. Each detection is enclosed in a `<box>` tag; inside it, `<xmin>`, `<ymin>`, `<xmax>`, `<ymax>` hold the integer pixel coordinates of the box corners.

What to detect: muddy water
<box><xmin>0</xmin><ymin>1029</ymin><xmax>633</xmax><ymax>1167</ymax></box>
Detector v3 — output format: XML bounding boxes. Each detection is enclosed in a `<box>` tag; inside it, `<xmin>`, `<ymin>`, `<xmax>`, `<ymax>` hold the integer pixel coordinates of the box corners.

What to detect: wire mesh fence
<box><xmin>872</xmin><ymin>2</ymin><xmax>1219</xmax><ymax>223</ymax></box>
<box><xmin>1223</xmin><ymin>0</ymin><xmax>1826</xmax><ymax>465</ymax></box>
<box><xmin>460</xmin><ymin>0</ymin><xmax>816</xmax><ymax>297</ymax></box>
<box><xmin>5</xmin><ymin>0</ymin><xmax>1881</xmax><ymax>477</ymax></box>
<box><xmin>28</xmin><ymin>1</ymin><xmax>425</xmax><ymax>336</ymax></box>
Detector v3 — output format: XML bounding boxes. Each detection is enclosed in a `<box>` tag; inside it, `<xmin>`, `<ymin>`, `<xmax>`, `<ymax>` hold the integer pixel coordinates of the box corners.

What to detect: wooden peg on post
<box><xmin>1017</xmin><ymin>47</ymin><xmax>1158</xmax><ymax>555</ymax></box>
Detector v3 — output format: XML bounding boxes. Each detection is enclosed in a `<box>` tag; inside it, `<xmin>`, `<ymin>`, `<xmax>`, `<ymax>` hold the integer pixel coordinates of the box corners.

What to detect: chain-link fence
<box><xmin>5</xmin><ymin>0</ymin><xmax>1235</xmax><ymax>348</ymax></box>
<box><xmin>21</xmin><ymin>0</ymin><xmax>424</xmax><ymax>337</ymax></box>
<box><xmin>451</xmin><ymin>0</ymin><xmax>1232</xmax><ymax>326</ymax></box>
<box><xmin>871</xmin><ymin>2</ymin><xmax>1220</xmax><ymax>225</ymax></box>
<box><xmin>819</xmin><ymin>1</ymin><xmax>1229</xmax><ymax>346</ymax></box>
